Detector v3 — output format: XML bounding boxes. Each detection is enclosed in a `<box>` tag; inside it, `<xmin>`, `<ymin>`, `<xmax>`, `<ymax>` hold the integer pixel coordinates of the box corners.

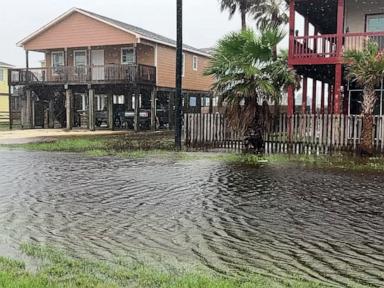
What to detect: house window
<box><xmin>51</xmin><ymin>51</ymin><xmax>64</xmax><ymax>73</ymax></box>
<box><xmin>121</xmin><ymin>48</ymin><xmax>135</xmax><ymax>64</ymax></box>
<box><xmin>0</xmin><ymin>69</ymin><xmax>3</xmax><ymax>81</ymax></box>
<box><xmin>189</xmin><ymin>96</ymin><xmax>197</xmax><ymax>107</ymax></box>
<box><xmin>74</xmin><ymin>50</ymin><xmax>87</xmax><ymax>74</ymax></box>
<box><xmin>74</xmin><ymin>50</ymin><xmax>87</xmax><ymax>67</ymax></box>
<box><xmin>202</xmin><ymin>96</ymin><xmax>210</xmax><ymax>107</ymax></box>
<box><xmin>367</xmin><ymin>14</ymin><xmax>384</xmax><ymax>32</ymax></box>
<box><xmin>113</xmin><ymin>95</ymin><xmax>125</xmax><ymax>105</ymax></box>
<box><xmin>192</xmin><ymin>56</ymin><xmax>198</xmax><ymax>71</ymax></box>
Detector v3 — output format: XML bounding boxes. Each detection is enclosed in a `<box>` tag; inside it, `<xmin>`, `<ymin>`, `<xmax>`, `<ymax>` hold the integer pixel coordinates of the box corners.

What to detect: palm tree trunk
<box><xmin>241</xmin><ymin>11</ymin><xmax>247</xmax><ymax>31</ymax></box>
<box><xmin>361</xmin><ymin>113</ymin><xmax>374</xmax><ymax>154</ymax></box>
<box><xmin>360</xmin><ymin>87</ymin><xmax>377</xmax><ymax>155</ymax></box>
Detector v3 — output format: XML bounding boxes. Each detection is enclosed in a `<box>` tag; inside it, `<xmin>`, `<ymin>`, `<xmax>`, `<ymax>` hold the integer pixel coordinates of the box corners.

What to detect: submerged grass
<box><xmin>0</xmin><ymin>244</ymin><xmax>333</xmax><ymax>288</ymax></box>
<box><xmin>2</xmin><ymin>132</ymin><xmax>384</xmax><ymax>172</ymax></box>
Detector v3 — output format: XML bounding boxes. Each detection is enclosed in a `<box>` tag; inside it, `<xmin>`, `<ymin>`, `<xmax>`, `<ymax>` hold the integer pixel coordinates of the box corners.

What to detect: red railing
<box><xmin>291</xmin><ymin>31</ymin><xmax>384</xmax><ymax>59</ymax></box>
<box><xmin>292</xmin><ymin>34</ymin><xmax>338</xmax><ymax>58</ymax></box>
<box><xmin>9</xmin><ymin>64</ymin><xmax>156</xmax><ymax>85</ymax></box>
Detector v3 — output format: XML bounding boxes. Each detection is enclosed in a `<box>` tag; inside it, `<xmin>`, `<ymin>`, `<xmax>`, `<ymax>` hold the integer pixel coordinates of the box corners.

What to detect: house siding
<box><xmin>24</xmin><ymin>12</ymin><xmax>138</xmax><ymax>51</ymax></box>
<box><xmin>345</xmin><ymin>0</ymin><xmax>384</xmax><ymax>33</ymax></box>
<box><xmin>0</xmin><ymin>68</ymin><xmax>9</xmax><ymax>121</ymax></box>
<box><xmin>44</xmin><ymin>43</ymin><xmax>154</xmax><ymax>67</ymax></box>
<box><xmin>156</xmin><ymin>44</ymin><xmax>213</xmax><ymax>91</ymax></box>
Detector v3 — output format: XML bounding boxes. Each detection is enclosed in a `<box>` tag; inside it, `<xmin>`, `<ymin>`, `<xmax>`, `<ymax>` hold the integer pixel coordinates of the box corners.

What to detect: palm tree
<box><xmin>205</xmin><ymin>29</ymin><xmax>298</xmax><ymax>133</ymax></box>
<box><xmin>252</xmin><ymin>0</ymin><xmax>288</xmax><ymax>60</ymax></box>
<box><xmin>219</xmin><ymin>0</ymin><xmax>260</xmax><ymax>31</ymax></box>
<box><xmin>345</xmin><ymin>42</ymin><xmax>384</xmax><ymax>154</ymax></box>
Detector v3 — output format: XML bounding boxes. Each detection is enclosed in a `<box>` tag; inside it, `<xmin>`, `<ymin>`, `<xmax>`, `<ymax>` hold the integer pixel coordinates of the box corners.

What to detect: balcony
<box><xmin>9</xmin><ymin>64</ymin><xmax>156</xmax><ymax>86</ymax></box>
<box><xmin>290</xmin><ymin>32</ymin><xmax>384</xmax><ymax>65</ymax></box>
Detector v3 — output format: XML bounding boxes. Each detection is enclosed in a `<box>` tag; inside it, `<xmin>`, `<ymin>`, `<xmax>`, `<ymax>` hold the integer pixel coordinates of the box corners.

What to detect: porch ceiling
<box><xmin>295</xmin><ymin>0</ymin><xmax>337</xmax><ymax>34</ymax></box>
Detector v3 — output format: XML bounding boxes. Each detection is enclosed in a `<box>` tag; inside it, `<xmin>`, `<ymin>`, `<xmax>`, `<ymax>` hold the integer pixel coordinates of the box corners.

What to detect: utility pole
<box><xmin>175</xmin><ymin>0</ymin><xmax>183</xmax><ymax>150</ymax></box>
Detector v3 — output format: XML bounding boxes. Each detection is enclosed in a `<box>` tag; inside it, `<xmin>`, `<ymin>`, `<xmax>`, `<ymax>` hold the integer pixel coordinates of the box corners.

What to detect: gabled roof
<box><xmin>0</xmin><ymin>62</ymin><xmax>14</xmax><ymax>68</ymax></box>
<box><xmin>18</xmin><ymin>7</ymin><xmax>212</xmax><ymax>58</ymax></box>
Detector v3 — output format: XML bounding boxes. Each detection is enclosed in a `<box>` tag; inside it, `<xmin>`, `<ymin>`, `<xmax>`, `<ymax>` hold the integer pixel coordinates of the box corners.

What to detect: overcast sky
<box><xmin>0</xmin><ymin>0</ymin><xmax>266</xmax><ymax>67</ymax></box>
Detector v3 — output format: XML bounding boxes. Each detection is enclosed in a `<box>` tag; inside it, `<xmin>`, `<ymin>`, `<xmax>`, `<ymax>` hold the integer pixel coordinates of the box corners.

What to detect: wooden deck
<box><xmin>9</xmin><ymin>64</ymin><xmax>156</xmax><ymax>86</ymax></box>
<box><xmin>289</xmin><ymin>32</ymin><xmax>384</xmax><ymax>65</ymax></box>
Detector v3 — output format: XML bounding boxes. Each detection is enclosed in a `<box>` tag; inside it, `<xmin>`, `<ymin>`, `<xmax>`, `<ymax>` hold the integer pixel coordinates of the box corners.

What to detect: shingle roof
<box><xmin>78</xmin><ymin>9</ymin><xmax>210</xmax><ymax>57</ymax></box>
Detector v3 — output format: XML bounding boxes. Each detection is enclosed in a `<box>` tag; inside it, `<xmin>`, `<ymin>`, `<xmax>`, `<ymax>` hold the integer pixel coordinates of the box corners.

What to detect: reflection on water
<box><xmin>0</xmin><ymin>150</ymin><xmax>384</xmax><ymax>287</ymax></box>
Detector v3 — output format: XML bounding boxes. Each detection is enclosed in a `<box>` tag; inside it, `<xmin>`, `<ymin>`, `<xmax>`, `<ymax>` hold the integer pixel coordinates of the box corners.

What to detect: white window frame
<box><xmin>121</xmin><ymin>47</ymin><xmax>136</xmax><ymax>64</ymax></box>
<box><xmin>182</xmin><ymin>53</ymin><xmax>186</xmax><ymax>77</ymax></box>
<box><xmin>51</xmin><ymin>51</ymin><xmax>65</xmax><ymax>74</ymax></box>
<box><xmin>74</xmin><ymin>50</ymin><xmax>87</xmax><ymax>75</ymax></box>
<box><xmin>192</xmin><ymin>56</ymin><xmax>198</xmax><ymax>71</ymax></box>
<box><xmin>74</xmin><ymin>50</ymin><xmax>87</xmax><ymax>67</ymax></box>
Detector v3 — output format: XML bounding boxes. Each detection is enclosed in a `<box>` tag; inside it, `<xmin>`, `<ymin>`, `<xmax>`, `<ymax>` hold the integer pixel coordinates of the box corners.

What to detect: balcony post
<box><xmin>288</xmin><ymin>0</ymin><xmax>295</xmax><ymax>59</ymax></box>
<box><xmin>88</xmin><ymin>88</ymin><xmax>95</xmax><ymax>131</ymax></box>
<box><xmin>48</xmin><ymin>99</ymin><xmax>55</xmax><ymax>128</ymax></box>
<box><xmin>151</xmin><ymin>88</ymin><xmax>157</xmax><ymax>131</ymax></box>
<box><xmin>336</xmin><ymin>0</ymin><xmax>345</xmax><ymax>57</ymax></box>
<box><xmin>25</xmin><ymin>89</ymin><xmax>32</xmax><ymax>129</ymax></box>
<box><xmin>107</xmin><ymin>92</ymin><xmax>114</xmax><ymax>130</ymax></box>
<box><xmin>312</xmin><ymin>79</ymin><xmax>317</xmax><ymax>114</ymax></box>
<box><xmin>302</xmin><ymin>77</ymin><xmax>308</xmax><ymax>113</ymax></box>
<box><xmin>25</xmin><ymin>50</ymin><xmax>29</xmax><ymax>82</ymax></box>
<box><xmin>66</xmin><ymin>88</ymin><xmax>73</xmax><ymax>130</ymax></box>
<box><xmin>334</xmin><ymin>64</ymin><xmax>342</xmax><ymax>114</ymax></box>
<box><xmin>328</xmin><ymin>84</ymin><xmax>333</xmax><ymax>114</ymax></box>
<box><xmin>64</xmin><ymin>48</ymin><xmax>68</xmax><ymax>83</ymax></box>
<box><xmin>304</xmin><ymin>17</ymin><xmax>309</xmax><ymax>52</ymax></box>
<box><xmin>134</xmin><ymin>85</ymin><xmax>140</xmax><ymax>132</ymax></box>
<box><xmin>320</xmin><ymin>82</ymin><xmax>325</xmax><ymax>114</ymax></box>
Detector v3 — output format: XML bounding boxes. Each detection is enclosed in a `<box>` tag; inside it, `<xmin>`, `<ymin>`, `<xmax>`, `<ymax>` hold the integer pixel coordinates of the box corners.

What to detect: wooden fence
<box><xmin>183</xmin><ymin>113</ymin><xmax>384</xmax><ymax>154</ymax></box>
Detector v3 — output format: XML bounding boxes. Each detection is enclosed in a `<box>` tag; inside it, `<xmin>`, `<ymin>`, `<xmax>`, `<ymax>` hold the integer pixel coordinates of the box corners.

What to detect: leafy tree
<box><xmin>345</xmin><ymin>42</ymin><xmax>384</xmax><ymax>154</ymax></box>
<box><xmin>205</xmin><ymin>29</ymin><xmax>298</xmax><ymax>134</ymax></box>
<box><xmin>219</xmin><ymin>0</ymin><xmax>260</xmax><ymax>31</ymax></box>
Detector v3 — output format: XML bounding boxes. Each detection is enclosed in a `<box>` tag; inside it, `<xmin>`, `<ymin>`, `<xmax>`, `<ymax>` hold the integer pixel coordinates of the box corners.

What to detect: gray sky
<box><xmin>1</xmin><ymin>0</ymin><xmax>259</xmax><ymax>67</ymax></box>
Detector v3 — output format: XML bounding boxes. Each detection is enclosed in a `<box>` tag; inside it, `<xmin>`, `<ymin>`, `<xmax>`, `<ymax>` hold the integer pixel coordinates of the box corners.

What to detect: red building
<box><xmin>287</xmin><ymin>0</ymin><xmax>384</xmax><ymax>116</ymax></box>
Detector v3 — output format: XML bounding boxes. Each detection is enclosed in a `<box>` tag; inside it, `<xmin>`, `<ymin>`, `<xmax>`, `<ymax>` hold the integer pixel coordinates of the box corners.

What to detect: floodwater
<box><xmin>0</xmin><ymin>150</ymin><xmax>384</xmax><ymax>287</ymax></box>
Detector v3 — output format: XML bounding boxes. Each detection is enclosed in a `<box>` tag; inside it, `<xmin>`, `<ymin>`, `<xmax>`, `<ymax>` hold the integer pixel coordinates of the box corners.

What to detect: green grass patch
<box><xmin>0</xmin><ymin>244</ymin><xmax>334</xmax><ymax>288</ymax></box>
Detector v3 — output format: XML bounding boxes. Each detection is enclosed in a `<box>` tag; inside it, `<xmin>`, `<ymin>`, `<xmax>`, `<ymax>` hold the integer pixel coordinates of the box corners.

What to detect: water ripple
<box><xmin>0</xmin><ymin>150</ymin><xmax>383</xmax><ymax>287</ymax></box>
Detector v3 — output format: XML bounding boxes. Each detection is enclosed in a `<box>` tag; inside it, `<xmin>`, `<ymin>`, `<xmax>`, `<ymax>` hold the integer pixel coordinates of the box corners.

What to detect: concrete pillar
<box><xmin>88</xmin><ymin>89</ymin><xmax>95</xmax><ymax>131</ymax></box>
<box><xmin>134</xmin><ymin>86</ymin><xmax>140</xmax><ymax>132</ymax></box>
<box><xmin>151</xmin><ymin>89</ymin><xmax>157</xmax><ymax>131</ymax></box>
<box><xmin>25</xmin><ymin>89</ymin><xmax>32</xmax><ymax>129</ymax></box>
<box><xmin>108</xmin><ymin>93</ymin><xmax>114</xmax><ymax>130</ymax></box>
<box><xmin>66</xmin><ymin>89</ymin><xmax>73</xmax><ymax>130</ymax></box>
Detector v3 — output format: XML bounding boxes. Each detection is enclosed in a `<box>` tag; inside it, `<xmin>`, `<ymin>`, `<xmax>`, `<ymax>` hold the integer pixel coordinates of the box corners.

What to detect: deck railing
<box><xmin>9</xmin><ymin>64</ymin><xmax>156</xmax><ymax>85</ymax></box>
<box><xmin>291</xmin><ymin>31</ymin><xmax>384</xmax><ymax>59</ymax></box>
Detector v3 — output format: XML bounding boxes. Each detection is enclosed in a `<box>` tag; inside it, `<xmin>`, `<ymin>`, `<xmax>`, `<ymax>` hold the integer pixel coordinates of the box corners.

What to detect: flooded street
<box><xmin>0</xmin><ymin>150</ymin><xmax>384</xmax><ymax>287</ymax></box>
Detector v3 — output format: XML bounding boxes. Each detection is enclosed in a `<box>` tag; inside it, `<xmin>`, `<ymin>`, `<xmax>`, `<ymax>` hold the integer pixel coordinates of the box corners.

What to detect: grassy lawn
<box><xmin>0</xmin><ymin>244</ymin><xmax>332</xmax><ymax>288</ymax></box>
